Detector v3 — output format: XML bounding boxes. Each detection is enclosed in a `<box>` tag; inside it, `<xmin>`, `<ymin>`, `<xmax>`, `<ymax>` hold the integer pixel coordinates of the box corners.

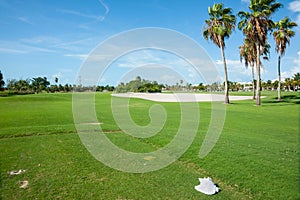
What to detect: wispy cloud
<box><xmin>21</xmin><ymin>36</ymin><xmax>60</xmax><ymax>45</ymax></box>
<box><xmin>0</xmin><ymin>47</ymin><xmax>27</xmax><ymax>54</ymax></box>
<box><xmin>57</xmin><ymin>0</ymin><xmax>109</xmax><ymax>24</ymax></box>
<box><xmin>52</xmin><ymin>37</ymin><xmax>96</xmax><ymax>51</ymax></box>
<box><xmin>0</xmin><ymin>40</ymin><xmax>55</xmax><ymax>54</ymax></box>
<box><xmin>64</xmin><ymin>54</ymin><xmax>88</xmax><ymax>60</ymax></box>
<box><xmin>19</xmin><ymin>36</ymin><xmax>94</xmax><ymax>55</ymax></box>
<box><xmin>99</xmin><ymin>0</ymin><xmax>109</xmax><ymax>20</ymax></box>
<box><xmin>17</xmin><ymin>16</ymin><xmax>33</xmax><ymax>25</ymax></box>
<box><xmin>57</xmin><ymin>9</ymin><xmax>101</xmax><ymax>20</ymax></box>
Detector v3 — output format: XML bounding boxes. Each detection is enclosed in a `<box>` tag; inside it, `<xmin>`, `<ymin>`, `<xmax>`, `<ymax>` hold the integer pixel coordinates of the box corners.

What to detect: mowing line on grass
<box><xmin>0</xmin><ymin>129</ymin><xmax>123</xmax><ymax>139</ymax></box>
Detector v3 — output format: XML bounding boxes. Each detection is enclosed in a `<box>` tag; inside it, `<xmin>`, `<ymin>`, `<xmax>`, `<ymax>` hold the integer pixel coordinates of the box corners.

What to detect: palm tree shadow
<box><xmin>263</xmin><ymin>94</ymin><xmax>300</xmax><ymax>105</ymax></box>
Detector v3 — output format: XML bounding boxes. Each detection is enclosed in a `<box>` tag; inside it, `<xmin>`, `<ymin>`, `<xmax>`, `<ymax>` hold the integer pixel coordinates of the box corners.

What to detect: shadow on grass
<box><xmin>0</xmin><ymin>91</ymin><xmax>34</xmax><ymax>97</ymax></box>
<box><xmin>262</xmin><ymin>93</ymin><xmax>300</xmax><ymax>105</ymax></box>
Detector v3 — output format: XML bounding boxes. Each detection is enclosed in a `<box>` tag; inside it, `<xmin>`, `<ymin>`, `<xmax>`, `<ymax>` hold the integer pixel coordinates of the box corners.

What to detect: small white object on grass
<box><xmin>194</xmin><ymin>177</ymin><xmax>219</xmax><ymax>195</ymax></box>
<box><xmin>8</xmin><ymin>169</ymin><xmax>26</xmax><ymax>176</ymax></box>
<box><xmin>19</xmin><ymin>180</ymin><xmax>29</xmax><ymax>188</ymax></box>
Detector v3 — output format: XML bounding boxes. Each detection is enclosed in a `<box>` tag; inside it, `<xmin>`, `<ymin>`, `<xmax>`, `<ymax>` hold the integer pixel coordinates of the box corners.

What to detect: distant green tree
<box><xmin>7</xmin><ymin>79</ymin><xmax>17</xmax><ymax>91</ymax></box>
<box><xmin>197</xmin><ymin>83</ymin><xmax>206</xmax><ymax>91</ymax></box>
<box><xmin>115</xmin><ymin>77</ymin><xmax>163</xmax><ymax>93</ymax></box>
<box><xmin>284</xmin><ymin>78</ymin><xmax>292</xmax><ymax>91</ymax></box>
<box><xmin>104</xmin><ymin>85</ymin><xmax>114</xmax><ymax>91</ymax></box>
<box><xmin>31</xmin><ymin>77</ymin><xmax>50</xmax><ymax>93</ymax></box>
<box><xmin>138</xmin><ymin>82</ymin><xmax>163</xmax><ymax>93</ymax></box>
<box><xmin>58</xmin><ymin>84</ymin><xmax>64</xmax><ymax>92</ymax></box>
<box><xmin>49</xmin><ymin>85</ymin><xmax>58</xmax><ymax>93</ymax></box>
<box><xmin>272</xmin><ymin>80</ymin><xmax>279</xmax><ymax>90</ymax></box>
<box><xmin>293</xmin><ymin>73</ymin><xmax>300</xmax><ymax>91</ymax></box>
<box><xmin>7</xmin><ymin>79</ymin><xmax>32</xmax><ymax>93</ymax></box>
<box><xmin>266</xmin><ymin>80</ymin><xmax>272</xmax><ymax>90</ymax></box>
<box><xmin>0</xmin><ymin>70</ymin><xmax>5</xmax><ymax>89</ymax></box>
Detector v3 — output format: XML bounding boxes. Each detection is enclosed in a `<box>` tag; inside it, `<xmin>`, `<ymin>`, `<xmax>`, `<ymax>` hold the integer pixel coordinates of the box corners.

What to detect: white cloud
<box><xmin>289</xmin><ymin>1</ymin><xmax>300</xmax><ymax>28</ymax></box>
<box><xmin>64</xmin><ymin>54</ymin><xmax>88</xmax><ymax>60</ymax></box>
<box><xmin>215</xmin><ymin>59</ymin><xmax>255</xmax><ymax>82</ymax></box>
<box><xmin>288</xmin><ymin>1</ymin><xmax>300</xmax><ymax>12</ymax></box>
<box><xmin>282</xmin><ymin>66</ymin><xmax>300</xmax><ymax>79</ymax></box>
<box><xmin>281</xmin><ymin>51</ymin><xmax>300</xmax><ymax>79</ymax></box>
<box><xmin>115</xmin><ymin>50</ymin><xmax>165</xmax><ymax>68</ymax></box>
<box><xmin>216</xmin><ymin>59</ymin><xmax>241</xmax><ymax>66</ymax></box>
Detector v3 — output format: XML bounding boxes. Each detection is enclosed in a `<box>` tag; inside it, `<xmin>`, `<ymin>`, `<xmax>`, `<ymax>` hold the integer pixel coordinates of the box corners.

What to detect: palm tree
<box><xmin>293</xmin><ymin>73</ymin><xmax>300</xmax><ymax>91</ymax></box>
<box><xmin>203</xmin><ymin>3</ymin><xmax>236</xmax><ymax>104</ymax></box>
<box><xmin>285</xmin><ymin>78</ymin><xmax>292</xmax><ymax>91</ymax></box>
<box><xmin>294</xmin><ymin>72</ymin><xmax>300</xmax><ymax>81</ymax></box>
<box><xmin>239</xmin><ymin>38</ymin><xmax>256</xmax><ymax>99</ymax></box>
<box><xmin>273</xmin><ymin>17</ymin><xmax>297</xmax><ymax>101</ymax></box>
<box><xmin>239</xmin><ymin>37</ymin><xmax>270</xmax><ymax>99</ymax></box>
<box><xmin>238</xmin><ymin>0</ymin><xmax>282</xmax><ymax>106</ymax></box>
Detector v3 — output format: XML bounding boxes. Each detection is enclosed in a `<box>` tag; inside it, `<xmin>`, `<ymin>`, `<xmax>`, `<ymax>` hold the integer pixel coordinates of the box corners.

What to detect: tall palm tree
<box><xmin>273</xmin><ymin>17</ymin><xmax>297</xmax><ymax>101</ymax></box>
<box><xmin>238</xmin><ymin>0</ymin><xmax>282</xmax><ymax>106</ymax></box>
<box><xmin>203</xmin><ymin>3</ymin><xmax>236</xmax><ymax>104</ymax></box>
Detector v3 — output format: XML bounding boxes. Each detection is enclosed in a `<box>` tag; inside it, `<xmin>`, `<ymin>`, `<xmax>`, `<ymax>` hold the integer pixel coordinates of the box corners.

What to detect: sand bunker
<box><xmin>112</xmin><ymin>93</ymin><xmax>254</xmax><ymax>102</ymax></box>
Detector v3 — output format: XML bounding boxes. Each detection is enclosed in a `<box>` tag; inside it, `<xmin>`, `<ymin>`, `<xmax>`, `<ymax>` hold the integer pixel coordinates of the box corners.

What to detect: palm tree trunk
<box><xmin>251</xmin><ymin>64</ymin><xmax>255</xmax><ymax>100</ymax></box>
<box><xmin>255</xmin><ymin>43</ymin><xmax>261</xmax><ymax>106</ymax></box>
<box><xmin>277</xmin><ymin>55</ymin><xmax>281</xmax><ymax>101</ymax></box>
<box><xmin>220</xmin><ymin>45</ymin><xmax>229</xmax><ymax>104</ymax></box>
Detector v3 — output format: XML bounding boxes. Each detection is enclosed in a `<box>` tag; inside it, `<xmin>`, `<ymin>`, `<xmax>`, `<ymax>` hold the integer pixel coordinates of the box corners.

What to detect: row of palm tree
<box><xmin>203</xmin><ymin>0</ymin><xmax>297</xmax><ymax>106</ymax></box>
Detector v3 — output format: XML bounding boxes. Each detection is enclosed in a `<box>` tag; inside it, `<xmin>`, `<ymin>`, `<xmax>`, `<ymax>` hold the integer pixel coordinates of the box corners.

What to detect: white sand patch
<box><xmin>112</xmin><ymin>93</ymin><xmax>255</xmax><ymax>102</ymax></box>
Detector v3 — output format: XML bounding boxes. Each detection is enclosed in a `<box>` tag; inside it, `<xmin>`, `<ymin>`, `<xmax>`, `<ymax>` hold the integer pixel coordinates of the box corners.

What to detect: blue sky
<box><xmin>0</xmin><ymin>0</ymin><xmax>299</xmax><ymax>86</ymax></box>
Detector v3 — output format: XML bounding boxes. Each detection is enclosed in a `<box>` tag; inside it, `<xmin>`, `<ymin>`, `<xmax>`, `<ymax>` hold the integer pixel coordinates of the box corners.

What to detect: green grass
<box><xmin>0</xmin><ymin>92</ymin><xmax>299</xmax><ymax>199</ymax></box>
